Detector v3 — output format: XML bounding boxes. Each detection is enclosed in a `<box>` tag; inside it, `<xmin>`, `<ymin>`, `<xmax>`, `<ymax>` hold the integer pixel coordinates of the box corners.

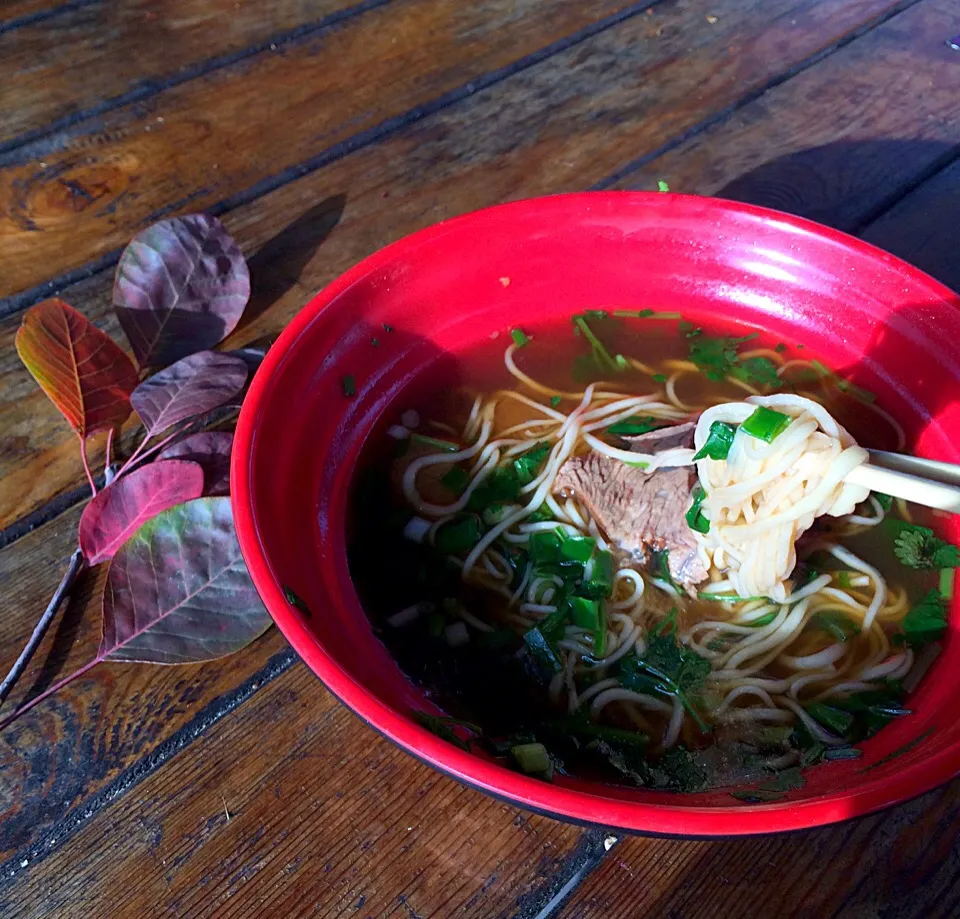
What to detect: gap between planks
<box><xmin>0</xmin><ymin>0</ymin><xmax>396</xmax><ymax>158</ymax></box>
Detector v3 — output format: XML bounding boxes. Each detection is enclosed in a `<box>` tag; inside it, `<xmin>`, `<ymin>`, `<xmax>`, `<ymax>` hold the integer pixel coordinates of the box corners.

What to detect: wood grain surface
<box><xmin>0</xmin><ymin>661</ymin><xmax>597</xmax><ymax>918</ymax></box>
<box><xmin>0</xmin><ymin>0</ymin><xmax>921</xmax><ymax>532</ymax></box>
<box><xmin>0</xmin><ymin>0</ymin><xmax>375</xmax><ymax>147</ymax></box>
<box><xmin>608</xmin><ymin>0</ymin><xmax>959</xmax><ymax>233</ymax></box>
<box><xmin>0</xmin><ymin>502</ymin><xmax>295</xmax><ymax>863</ymax></box>
<box><xmin>558</xmin><ymin>779</ymin><xmax>960</xmax><ymax>918</ymax></box>
<box><xmin>1</xmin><ymin>0</ymin><xmax>959</xmax><ymax>915</ymax></box>
<box><xmin>0</xmin><ymin>0</ymin><xmax>641</xmax><ymax>301</ymax></box>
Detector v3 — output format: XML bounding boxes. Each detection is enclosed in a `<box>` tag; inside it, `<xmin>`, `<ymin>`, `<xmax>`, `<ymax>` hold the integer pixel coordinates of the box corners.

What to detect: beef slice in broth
<box><xmin>553</xmin><ymin>422</ymin><xmax>707</xmax><ymax>589</ymax></box>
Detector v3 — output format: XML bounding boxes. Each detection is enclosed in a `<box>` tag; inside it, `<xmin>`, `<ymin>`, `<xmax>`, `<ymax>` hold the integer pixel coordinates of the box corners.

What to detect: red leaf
<box><xmin>15</xmin><ymin>299</ymin><xmax>139</xmax><ymax>437</ymax></box>
<box><xmin>78</xmin><ymin>460</ymin><xmax>205</xmax><ymax>565</ymax></box>
<box><xmin>113</xmin><ymin>214</ymin><xmax>250</xmax><ymax>369</ymax></box>
<box><xmin>101</xmin><ymin>497</ymin><xmax>271</xmax><ymax>663</ymax></box>
<box><xmin>131</xmin><ymin>351</ymin><xmax>247</xmax><ymax>436</ymax></box>
<box><xmin>158</xmin><ymin>432</ymin><xmax>233</xmax><ymax>496</ymax></box>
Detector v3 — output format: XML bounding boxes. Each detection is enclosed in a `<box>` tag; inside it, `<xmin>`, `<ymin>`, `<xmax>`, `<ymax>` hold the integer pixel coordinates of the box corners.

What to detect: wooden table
<box><xmin>1</xmin><ymin>0</ymin><xmax>958</xmax><ymax>915</ymax></box>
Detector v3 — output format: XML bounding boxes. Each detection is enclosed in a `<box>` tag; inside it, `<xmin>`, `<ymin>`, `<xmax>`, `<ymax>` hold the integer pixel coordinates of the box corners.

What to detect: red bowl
<box><xmin>233</xmin><ymin>192</ymin><xmax>960</xmax><ymax>836</ymax></box>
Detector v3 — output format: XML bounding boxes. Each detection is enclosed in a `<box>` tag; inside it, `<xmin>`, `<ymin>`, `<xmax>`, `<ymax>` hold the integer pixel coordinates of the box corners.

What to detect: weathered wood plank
<box><xmin>0</xmin><ymin>662</ymin><xmax>590</xmax><ymax>918</ymax></box>
<box><xmin>606</xmin><ymin>0</ymin><xmax>959</xmax><ymax>236</ymax></box>
<box><xmin>0</xmin><ymin>0</ymin><xmax>919</xmax><ymax>530</ymax></box>
<box><xmin>0</xmin><ymin>0</ymin><xmax>372</xmax><ymax>147</ymax></box>
<box><xmin>861</xmin><ymin>157</ymin><xmax>960</xmax><ymax>293</ymax></box>
<box><xmin>0</xmin><ymin>501</ymin><xmax>294</xmax><ymax>863</ymax></box>
<box><xmin>557</xmin><ymin>779</ymin><xmax>960</xmax><ymax>919</ymax></box>
<box><xmin>0</xmin><ymin>0</ymin><xmax>642</xmax><ymax>301</ymax></box>
<box><xmin>0</xmin><ymin>0</ymin><xmax>77</xmax><ymax>27</ymax></box>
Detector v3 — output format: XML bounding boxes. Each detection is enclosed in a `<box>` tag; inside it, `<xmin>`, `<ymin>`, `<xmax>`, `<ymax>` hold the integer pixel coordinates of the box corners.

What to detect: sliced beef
<box><xmin>622</xmin><ymin>421</ymin><xmax>696</xmax><ymax>453</ymax></box>
<box><xmin>553</xmin><ymin>448</ymin><xmax>707</xmax><ymax>590</ymax></box>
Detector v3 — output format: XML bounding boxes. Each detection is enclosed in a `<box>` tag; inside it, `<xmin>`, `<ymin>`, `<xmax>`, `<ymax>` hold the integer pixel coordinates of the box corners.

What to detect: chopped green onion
<box><xmin>341</xmin><ymin>375</ymin><xmax>356</xmax><ymax>397</ymax></box>
<box><xmin>511</xmin><ymin>328</ymin><xmax>530</xmax><ymax>348</ymax></box>
<box><xmin>383</xmin><ymin>323</ymin><xmax>394</xmax><ymax>332</ymax></box>
<box><xmin>657</xmin><ymin>179</ymin><xmax>670</xmax><ymax>193</ymax></box>
<box><xmin>693</xmin><ymin>421</ymin><xmax>737</xmax><ymax>461</ymax></box>
<box><xmin>511</xmin><ymin>742</ymin><xmax>551</xmax><ymax>774</ymax></box>
<box><xmin>607</xmin><ymin>416</ymin><xmax>662</xmax><ymax>436</ymax></box>
<box><xmin>560</xmin><ymin>536</ymin><xmax>596</xmax><ymax>563</ymax></box>
<box><xmin>580</xmin><ymin>549</ymin><xmax>615</xmax><ymax>599</ymax></box>
<box><xmin>741</xmin><ymin>406</ymin><xmax>792</xmax><ymax>443</ymax></box>
<box><xmin>612</xmin><ymin>309</ymin><xmax>683</xmax><ymax>320</ymax></box>
<box><xmin>371</xmin><ymin>337</ymin><xmax>380</xmax><ymax>347</ymax></box>
<box><xmin>836</xmin><ymin>378</ymin><xmax>877</xmax><ymax>403</ymax></box>
<box><xmin>837</xmin><ymin>571</ymin><xmax>852</xmax><ymax>589</ymax></box>
<box><xmin>941</xmin><ymin>567</ymin><xmax>955</xmax><ymax>600</ymax></box>
<box><xmin>806</xmin><ymin>702</ymin><xmax>854</xmax><ymax>737</ymax></box>
<box><xmin>524</xmin><ymin>627</ymin><xmax>562</xmax><ymax>672</ymax></box>
<box><xmin>652</xmin><ymin>373</ymin><xmax>667</xmax><ymax>383</ymax></box>
<box><xmin>529</xmin><ymin>530</ymin><xmax>564</xmax><ymax>567</ymax></box>
<box><xmin>570</xmin><ymin>596</ymin><xmax>601</xmax><ymax>630</ymax></box>
<box><xmin>746</xmin><ymin>611</ymin><xmax>778</xmax><ymax>627</ymax></box>
<box><xmin>513</xmin><ymin>442</ymin><xmax>551</xmax><ymax>485</ymax></box>
<box><xmin>573</xmin><ymin>315</ymin><xmax>621</xmax><ymax>373</ymax></box>
<box><xmin>775</xmin><ymin>343</ymin><xmax>788</xmax><ymax>353</ymax></box>
<box><xmin>614</xmin><ymin>353</ymin><xmax>629</xmax><ymax>370</ymax></box>
<box><xmin>813</xmin><ymin>611</ymin><xmax>861</xmax><ymax>642</ymax></box>
<box><xmin>810</xmin><ymin>359</ymin><xmax>832</xmax><ymax>377</ymax></box>
<box><xmin>550</xmin><ymin>395</ymin><xmax>562</xmax><ymax>408</ymax></box>
<box><xmin>685</xmin><ymin>485</ymin><xmax>710</xmax><ymax>534</ymax></box>
<box><xmin>441</xmin><ymin>466</ymin><xmax>470</xmax><ymax>495</ymax></box>
<box><xmin>411</xmin><ymin>433</ymin><xmax>459</xmax><ymax>452</ymax></box>
<box><xmin>583</xmin><ymin>309</ymin><xmax>609</xmax><ymax>319</ymax></box>
<box><xmin>435</xmin><ymin>516</ymin><xmax>481</xmax><ymax>555</ymax></box>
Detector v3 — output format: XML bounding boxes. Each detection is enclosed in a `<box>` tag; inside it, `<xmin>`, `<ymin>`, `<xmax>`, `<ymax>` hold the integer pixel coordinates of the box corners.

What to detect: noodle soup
<box><xmin>349</xmin><ymin>313</ymin><xmax>949</xmax><ymax>794</ymax></box>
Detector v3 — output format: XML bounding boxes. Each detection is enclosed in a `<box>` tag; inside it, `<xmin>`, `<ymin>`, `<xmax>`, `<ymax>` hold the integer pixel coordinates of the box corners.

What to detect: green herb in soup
<box><xmin>348</xmin><ymin>314</ymin><xmax>951</xmax><ymax>794</ymax></box>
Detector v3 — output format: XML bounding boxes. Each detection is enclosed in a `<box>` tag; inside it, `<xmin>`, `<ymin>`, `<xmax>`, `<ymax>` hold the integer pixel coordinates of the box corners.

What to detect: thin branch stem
<box><xmin>114</xmin><ymin>431</ymin><xmax>151</xmax><ymax>480</ymax></box>
<box><xmin>118</xmin><ymin>425</ymin><xmax>191</xmax><ymax>479</ymax></box>
<box><xmin>0</xmin><ymin>549</ymin><xmax>86</xmax><ymax>709</ymax></box>
<box><xmin>0</xmin><ymin>656</ymin><xmax>101</xmax><ymax>731</ymax></box>
<box><xmin>79</xmin><ymin>436</ymin><xmax>97</xmax><ymax>496</ymax></box>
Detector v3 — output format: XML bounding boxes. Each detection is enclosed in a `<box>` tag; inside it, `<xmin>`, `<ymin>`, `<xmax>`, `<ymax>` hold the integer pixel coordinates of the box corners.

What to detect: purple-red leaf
<box><xmin>158</xmin><ymin>432</ymin><xmax>233</xmax><ymax>496</ymax></box>
<box><xmin>131</xmin><ymin>351</ymin><xmax>247</xmax><ymax>436</ymax></box>
<box><xmin>113</xmin><ymin>214</ymin><xmax>250</xmax><ymax>369</ymax></box>
<box><xmin>101</xmin><ymin>497</ymin><xmax>271</xmax><ymax>663</ymax></box>
<box><xmin>78</xmin><ymin>460</ymin><xmax>205</xmax><ymax>565</ymax></box>
<box><xmin>15</xmin><ymin>299</ymin><xmax>139</xmax><ymax>437</ymax></box>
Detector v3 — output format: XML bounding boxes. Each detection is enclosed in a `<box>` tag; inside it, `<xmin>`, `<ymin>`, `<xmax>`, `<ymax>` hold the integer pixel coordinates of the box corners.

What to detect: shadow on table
<box><xmin>712</xmin><ymin>138</ymin><xmax>960</xmax><ymax>291</ymax></box>
<box><xmin>242</xmin><ymin>192</ymin><xmax>348</xmax><ymax>326</ymax></box>
<box><xmin>714</xmin><ymin>139</ymin><xmax>960</xmax><ymax>449</ymax></box>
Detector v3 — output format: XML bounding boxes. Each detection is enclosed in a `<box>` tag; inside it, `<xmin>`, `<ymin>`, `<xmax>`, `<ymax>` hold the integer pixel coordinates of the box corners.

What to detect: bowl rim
<box><xmin>233</xmin><ymin>190</ymin><xmax>960</xmax><ymax>836</ymax></box>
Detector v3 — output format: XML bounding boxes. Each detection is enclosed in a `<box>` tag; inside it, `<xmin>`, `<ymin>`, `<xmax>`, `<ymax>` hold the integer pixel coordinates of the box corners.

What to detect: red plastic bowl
<box><xmin>233</xmin><ymin>192</ymin><xmax>960</xmax><ymax>836</ymax></box>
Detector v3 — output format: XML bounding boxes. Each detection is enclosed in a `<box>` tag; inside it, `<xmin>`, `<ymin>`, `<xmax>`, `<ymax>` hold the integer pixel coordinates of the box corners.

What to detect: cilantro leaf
<box><xmin>731</xmin><ymin>356</ymin><xmax>782</xmax><ymax>388</ymax></box>
<box><xmin>902</xmin><ymin>589</ymin><xmax>948</xmax><ymax>646</ymax></box>
<box><xmin>874</xmin><ymin>492</ymin><xmax>893</xmax><ymax>512</ymax></box>
<box><xmin>618</xmin><ymin>629</ymin><xmax>712</xmax><ymax>732</ymax></box>
<box><xmin>894</xmin><ymin>524</ymin><xmax>960</xmax><ymax>570</ymax></box>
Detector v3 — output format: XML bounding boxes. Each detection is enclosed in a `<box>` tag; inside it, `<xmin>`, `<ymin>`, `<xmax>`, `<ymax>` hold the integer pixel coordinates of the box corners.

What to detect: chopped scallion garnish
<box><xmin>411</xmin><ymin>433</ymin><xmax>459</xmax><ymax>452</ymax></box>
<box><xmin>511</xmin><ymin>328</ymin><xmax>530</xmax><ymax>348</ymax></box>
<box><xmin>741</xmin><ymin>406</ymin><xmax>792</xmax><ymax>443</ymax></box>
<box><xmin>693</xmin><ymin>421</ymin><xmax>736</xmax><ymax>461</ymax></box>
<box><xmin>657</xmin><ymin>179</ymin><xmax>670</xmax><ymax>193</ymax></box>
<box><xmin>685</xmin><ymin>485</ymin><xmax>710</xmax><ymax>534</ymax></box>
<box><xmin>550</xmin><ymin>395</ymin><xmax>562</xmax><ymax>408</ymax></box>
<box><xmin>511</xmin><ymin>742</ymin><xmax>551</xmax><ymax>774</ymax></box>
<box><xmin>341</xmin><ymin>375</ymin><xmax>356</xmax><ymax>397</ymax></box>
